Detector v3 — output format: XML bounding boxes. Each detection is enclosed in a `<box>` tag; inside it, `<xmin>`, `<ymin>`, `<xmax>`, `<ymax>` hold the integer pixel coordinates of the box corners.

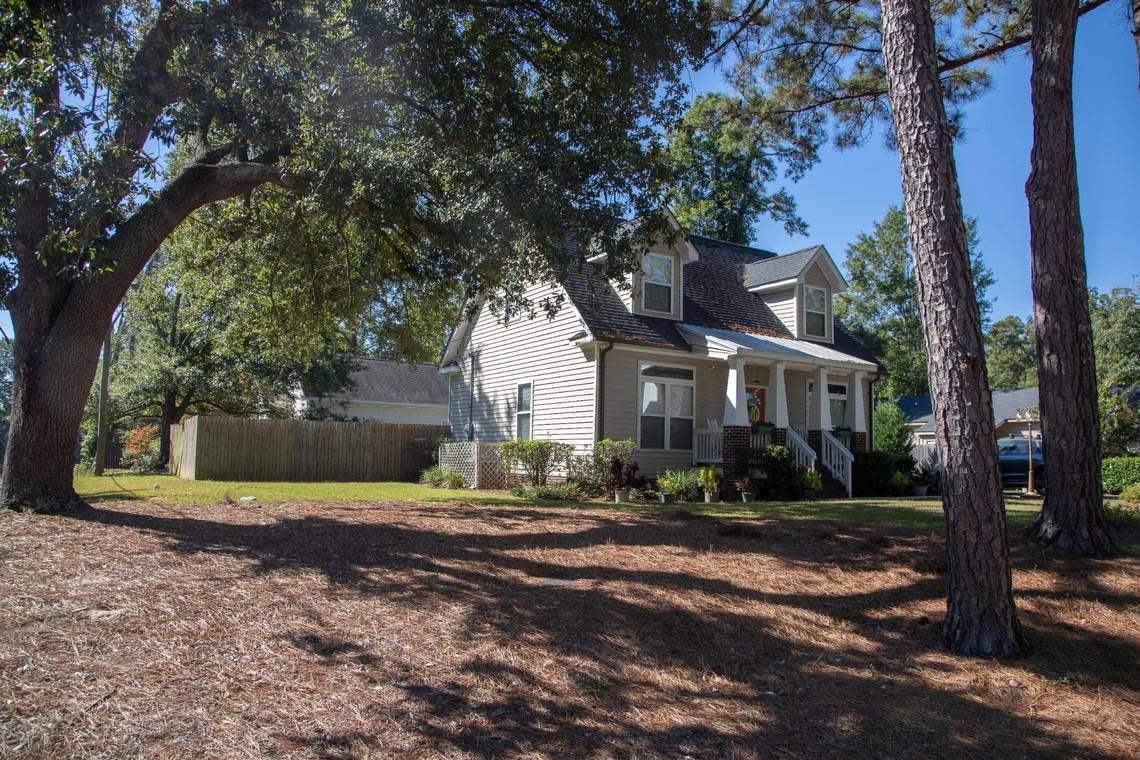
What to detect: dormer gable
<box><xmin>744</xmin><ymin>245</ymin><xmax>847</xmax><ymax>343</ymax></box>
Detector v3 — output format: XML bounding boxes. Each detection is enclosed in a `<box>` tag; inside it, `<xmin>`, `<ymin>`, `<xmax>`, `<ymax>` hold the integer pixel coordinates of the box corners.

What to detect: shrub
<box><xmin>419</xmin><ymin>465</ymin><xmax>464</xmax><ymax>489</ymax></box>
<box><xmin>510</xmin><ymin>483</ymin><xmax>584</xmax><ymax>501</ymax></box>
<box><xmin>1102</xmin><ymin>457</ymin><xmax>1140</xmax><ymax>494</ymax></box>
<box><xmin>752</xmin><ymin>445</ymin><xmax>798</xmax><ymax>498</ymax></box>
<box><xmin>873</xmin><ymin>400</ymin><xmax>914</xmax><ymax>457</ymax></box>
<box><xmin>1119</xmin><ymin>483</ymin><xmax>1140</xmax><ymax>505</ymax></box>
<box><xmin>657</xmin><ymin>469</ymin><xmax>700</xmax><ymax>501</ymax></box>
<box><xmin>853</xmin><ymin>450</ymin><xmax>914</xmax><ymax>497</ymax></box>
<box><xmin>121</xmin><ymin>424</ymin><xmax>160</xmax><ymax>472</ymax></box>
<box><xmin>888</xmin><ymin>470</ymin><xmax>913</xmax><ymax>495</ymax></box>
<box><xmin>567</xmin><ymin>439</ymin><xmax>638</xmax><ymax>495</ymax></box>
<box><xmin>801</xmin><ymin>468</ymin><xmax>822</xmax><ymax>492</ymax></box>
<box><xmin>499</xmin><ymin>439</ymin><xmax>576</xmax><ymax>486</ymax></box>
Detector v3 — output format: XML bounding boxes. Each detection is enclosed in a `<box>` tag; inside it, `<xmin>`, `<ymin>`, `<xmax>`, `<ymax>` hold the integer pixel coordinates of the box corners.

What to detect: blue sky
<box><xmin>3</xmin><ymin>8</ymin><xmax>1135</xmax><ymax>339</ymax></box>
<box><xmin>685</xmin><ymin>6</ymin><xmax>1140</xmax><ymax>320</ymax></box>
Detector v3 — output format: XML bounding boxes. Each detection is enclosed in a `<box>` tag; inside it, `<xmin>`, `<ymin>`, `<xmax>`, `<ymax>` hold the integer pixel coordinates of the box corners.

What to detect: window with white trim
<box><xmin>804</xmin><ymin>285</ymin><xmax>828</xmax><ymax>338</ymax></box>
<box><xmin>828</xmin><ymin>383</ymin><xmax>848</xmax><ymax>426</ymax></box>
<box><xmin>642</xmin><ymin>253</ymin><xmax>673</xmax><ymax>313</ymax></box>
<box><xmin>639</xmin><ymin>364</ymin><xmax>694</xmax><ymax>450</ymax></box>
<box><xmin>515</xmin><ymin>382</ymin><xmax>532</xmax><ymax>440</ymax></box>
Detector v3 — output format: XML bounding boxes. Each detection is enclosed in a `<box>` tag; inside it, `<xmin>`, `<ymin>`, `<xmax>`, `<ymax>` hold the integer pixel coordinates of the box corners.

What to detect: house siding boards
<box><xmin>447</xmin><ymin>282</ymin><xmax>596</xmax><ymax>451</ymax></box>
<box><xmin>332</xmin><ymin>401</ymin><xmax>447</xmax><ymax>425</ymax></box>
<box><xmin>601</xmin><ymin>348</ymin><xmax>723</xmax><ymax>476</ymax></box>
<box><xmin>761</xmin><ymin>289</ymin><xmax>797</xmax><ymax>335</ymax></box>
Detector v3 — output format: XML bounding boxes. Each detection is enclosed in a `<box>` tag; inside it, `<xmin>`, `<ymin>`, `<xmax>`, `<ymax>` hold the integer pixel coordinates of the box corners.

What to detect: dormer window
<box><xmin>643</xmin><ymin>253</ymin><xmax>673</xmax><ymax>313</ymax></box>
<box><xmin>804</xmin><ymin>285</ymin><xmax>828</xmax><ymax>338</ymax></box>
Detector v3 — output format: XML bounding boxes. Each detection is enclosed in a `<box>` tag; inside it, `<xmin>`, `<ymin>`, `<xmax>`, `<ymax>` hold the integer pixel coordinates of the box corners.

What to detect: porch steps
<box><xmin>817</xmin><ymin>468</ymin><xmax>848</xmax><ymax>499</ymax></box>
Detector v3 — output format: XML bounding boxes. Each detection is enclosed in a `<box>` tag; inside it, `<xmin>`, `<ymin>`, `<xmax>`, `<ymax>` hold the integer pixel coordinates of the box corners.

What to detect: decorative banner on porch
<box><xmin>746</xmin><ymin>386</ymin><xmax>766</xmax><ymax>425</ymax></box>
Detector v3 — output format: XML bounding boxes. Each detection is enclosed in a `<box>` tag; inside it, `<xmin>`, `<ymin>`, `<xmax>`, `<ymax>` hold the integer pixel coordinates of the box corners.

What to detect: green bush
<box><xmin>567</xmin><ymin>439</ymin><xmax>638</xmax><ymax>495</ymax></box>
<box><xmin>853</xmin><ymin>450</ymin><xmax>914</xmax><ymax>497</ymax></box>
<box><xmin>888</xmin><ymin>470</ymin><xmax>913</xmax><ymax>495</ymax></box>
<box><xmin>1102</xmin><ymin>457</ymin><xmax>1140</xmax><ymax>494</ymax></box>
<box><xmin>752</xmin><ymin>445</ymin><xmax>798</xmax><ymax>498</ymax></box>
<box><xmin>1120</xmin><ymin>483</ymin><xmax>1140</xmax><ymax>504</ymax></box>
<box><xmin>419</xmin><ymin>465</ymin><xmax>464</xmax><ymax>489</ymax></box>
<box><xmin>499</xmin><ymin>439</ymin><xmax>576</xmax><ymax>486</ymax></box>
<box><xmin>510</xmin><ymin>483</ymin><xmax>584</xmax><ymax>501</ymax></box>
<box><xmin>657</xmin><ymin>469</ymin><xmax>700</xmax><ymax>501</ymax></box>
<box><xmin>801</xmin><ymin>468</ymin><xmax>822</xmax><ymax>492</ymax></box>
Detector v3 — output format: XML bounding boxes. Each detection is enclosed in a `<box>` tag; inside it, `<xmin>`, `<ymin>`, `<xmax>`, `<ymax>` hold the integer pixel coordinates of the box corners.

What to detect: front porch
<box><xmin>686</xmin><ymin>346</ymin><xmax>874</xmax><ymax>497</ymax></box>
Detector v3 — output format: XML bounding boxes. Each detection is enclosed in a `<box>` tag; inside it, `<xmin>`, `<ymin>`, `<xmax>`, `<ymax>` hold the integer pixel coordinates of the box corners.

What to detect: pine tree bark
<box><xmin>879</xmin><ymin>0</ymin><xmax>1025</xmax><ymax>657</ymax></box>
<box><xmin>1025</xmin><ymin>0</ymin><xmax>1117</xmax><ymax>556</ymax></box>
<box><xmin>1132</xmin><ymin>0</ymin><xmax>1140</xmax><ymax>95</ymax></box>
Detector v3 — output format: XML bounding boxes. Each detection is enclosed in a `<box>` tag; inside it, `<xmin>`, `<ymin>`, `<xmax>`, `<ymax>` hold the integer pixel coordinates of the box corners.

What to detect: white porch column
<box><xmin>771</xmin><ymin>362</ymin><xmax>789</xmax><ymax>428</ymax></box>
<box><xmin>723</xmin><ymin>357</ymin><xmax>749</xmax><ymax>426</ymax></box>
<box><xmin>812</xmin><ymin>367</ymin><xmax>832</xmax><ymax>430</ymax></box>
<box><xmin>851</xmin><ymin>371</ymin><xmax>867</xmax><ymax>433</ymax></box>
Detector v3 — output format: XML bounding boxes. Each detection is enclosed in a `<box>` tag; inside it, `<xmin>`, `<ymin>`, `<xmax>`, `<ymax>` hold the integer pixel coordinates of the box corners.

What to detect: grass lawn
<box><xmin>75</xmin><ymin>471</ymin><xmax>1060</xmax><ymax>533</ymax></box>
<box><xmin>2</xmin><ymin>498</ymin><xmax>1137</xmax><ymax>758</ymax></box>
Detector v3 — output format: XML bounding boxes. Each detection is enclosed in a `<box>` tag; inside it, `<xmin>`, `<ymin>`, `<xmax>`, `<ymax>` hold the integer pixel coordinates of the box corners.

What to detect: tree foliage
<box><xmin>986</xmin><ymin>315</ymin><xmax>1036</xmax><ymax>390</ymax></box>
<box><xmin>873</xmin><ymin>399</ymin><xmax>914</xmax><ymax>457</ymax></box>
<box><xmin>665</xmin><ymin>93</ymin><xmax>808</xmax><ymax>243</ymax></box>
<box><xmin>837</xmin><ymin>206</ymin><xmax>993</xmax><ymax>397</ymax></box>
<box><xmin>1091</xmin><ymin>286</ymin><xmax>1140</xmax><ymax>388</ymax></box>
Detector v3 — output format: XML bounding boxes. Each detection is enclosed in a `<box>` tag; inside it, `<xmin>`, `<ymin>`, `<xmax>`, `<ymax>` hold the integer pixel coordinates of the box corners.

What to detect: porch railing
<box><xmin>751</xmin><ymin>429</ymin><xmax>772</xmax><ymax>448</ymax></box>
<box><xmin>694</xmin><ymin>428</ymin><xmax>723</xmax><ymax>464</ymax></box>
<box><xmin>820</xmin><ymin>430</ymin><xmax>854</xmax><ymax>497</ymax></box>
<box><xmin>785</xmin><ymin>427</ymin><xmax>817</xmax><ymax>472</ymax></box>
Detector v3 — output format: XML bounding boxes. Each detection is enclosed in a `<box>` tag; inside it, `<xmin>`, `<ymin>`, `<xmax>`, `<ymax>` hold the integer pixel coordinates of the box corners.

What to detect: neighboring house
<box><xmin>439</xmin><ymin>219</ymin><xmax>883</xmax><ymax>494</ymax></box>
<box><xmin>900</xmin><ymin>386</ymin><xmax>1040</xmax><ymax>465</ymax></box>
<box><xmin>298</xmin><ymin>359</ymin><xmax>449</xmax><ymax>425</ymax></box>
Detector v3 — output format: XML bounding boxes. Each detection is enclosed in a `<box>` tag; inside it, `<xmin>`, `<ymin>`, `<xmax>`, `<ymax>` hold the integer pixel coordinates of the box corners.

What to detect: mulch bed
<box><xmin>1</xmin><ymin>499</ymin><xmax>1137</xmax><ymax>759</ymax></box>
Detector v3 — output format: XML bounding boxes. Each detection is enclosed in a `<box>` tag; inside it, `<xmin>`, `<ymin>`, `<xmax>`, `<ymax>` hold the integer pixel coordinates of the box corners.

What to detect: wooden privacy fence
<box><xmin>170</xmin><ymin>415</ymin><xmax>449</xmax><ymax>482</ymax></box>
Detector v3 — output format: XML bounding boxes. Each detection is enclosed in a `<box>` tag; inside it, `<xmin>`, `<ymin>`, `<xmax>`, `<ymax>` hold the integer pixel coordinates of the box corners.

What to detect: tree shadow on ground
<box><xmin>69</xmin><ymin>502</ymin><xmax>1140</xmax><ymax>759</ymax></box>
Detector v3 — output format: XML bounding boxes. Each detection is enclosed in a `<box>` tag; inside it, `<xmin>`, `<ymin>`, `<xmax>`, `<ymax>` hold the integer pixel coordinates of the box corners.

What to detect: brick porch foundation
<box><xmin>722</xmin><ymin>425</ymin><xmax>751</xmax><ymax>483</ymax></box>
<box><xmin>851</xmin><ymin>432</ymin><xmax>868</xmax><ymax>452</ymax></box>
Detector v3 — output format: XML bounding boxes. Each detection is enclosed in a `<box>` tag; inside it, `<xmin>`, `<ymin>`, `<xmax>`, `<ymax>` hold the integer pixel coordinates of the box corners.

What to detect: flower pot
<box><xmin>659</xmin><ymin>492</ymin><xmax>675</xmax><ymax>505</ymax></box>
<box><xmin>912</xmin><ymin>485</ymin><xmax>929</xmax><ymax>497</ymax></box>
<box><xmin>704</xmin><ymin>490</ymin><xmax>716</xmax><ymax>503</ymax></box>
<box><xmin>614</xmin><ymin>488</ymin><xmax>630</xmax><ymax>503</ymax></box>
<box><xmin>740</xmin><ymin>492</ymin><xmax>755</xmax><ymax>503</ymax></box>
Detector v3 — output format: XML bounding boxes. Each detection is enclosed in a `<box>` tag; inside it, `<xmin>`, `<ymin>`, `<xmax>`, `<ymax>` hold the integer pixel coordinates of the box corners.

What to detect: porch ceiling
<box><xmin>678</xmin><ymin>324</ymin><xmax>878</xmax><ymax>372</ymax></box>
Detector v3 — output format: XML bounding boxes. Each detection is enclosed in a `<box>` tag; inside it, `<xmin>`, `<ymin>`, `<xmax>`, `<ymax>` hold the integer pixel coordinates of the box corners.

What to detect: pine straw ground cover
<box><xmin>1</xmin><ymin>500</ymin><xmax>1138</xmax><ymax>759</ymax></box>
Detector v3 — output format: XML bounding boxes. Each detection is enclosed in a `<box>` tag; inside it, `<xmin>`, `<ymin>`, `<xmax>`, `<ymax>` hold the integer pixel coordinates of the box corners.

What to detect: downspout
<box><xmin>595</xmin><ymin>341</ymin><xmax>614</xmax><ymax>441</ymax></box>
<box><xmin>466</xmin><ymin>352</ymin><xmax>477</xmax><ymax>441</ymax></box>
<box><xmin>868</xmin><ymin>375</ymin><xmax>881</xmax><ymax>450</ymax></box>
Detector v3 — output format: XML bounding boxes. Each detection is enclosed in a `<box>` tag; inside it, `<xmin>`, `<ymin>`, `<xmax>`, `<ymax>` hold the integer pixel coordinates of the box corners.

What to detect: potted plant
<box><xmin>735</xmin><ymin>478</ymin><xmax>755</xmax><ymax>503</ymax></box>
<box><xmin>912</xmin><ymin>463</ymin><xmax>937</xmax><ymax>496</ymax></box>
<box><xmin>889</xmin><ymin>470</ymin><xmax>913</xmax><ymax>496</ymax></box>
<box><xmin>699</xmin><ymin>466</ymin><xmax>720</xmax><ymax>503</ymax></box>
<box><xmin>609</xmin><ymin>453</ymin><xmax>639</xmax><ymax>503</ymax></box>
<box><xmin>833</xmin><ymin>425</ymin><xmax>853</xmax><ymax>448</ymax></box>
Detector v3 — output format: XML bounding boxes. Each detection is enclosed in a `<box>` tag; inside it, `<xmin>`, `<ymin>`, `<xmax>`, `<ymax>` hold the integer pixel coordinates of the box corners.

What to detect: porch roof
<box><xmin>678</xmin><ymin>324</ymin><xmax>879</xmax><ymax>372</ymax></box>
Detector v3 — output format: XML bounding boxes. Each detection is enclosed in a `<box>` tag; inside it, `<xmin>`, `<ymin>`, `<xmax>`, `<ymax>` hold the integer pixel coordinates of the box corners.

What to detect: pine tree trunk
<box><xmin>1025</xmin><ymin>0</ymin><xmax>1117</xmax><ymax>557</ymax></box>
<box><xmin>1</xmin><ymin>305</ymin><xmax>109</xmax><ymax>512</ymax></box>
<box><xmin>1132</xmin><ymin>0</ymin><xmax>1140</xmax><ymax>95</ymax></box>
<box><xmin>879</xmin><ymin>0</ymin><xmax>1025</xmax><ymax>657</ymax></box>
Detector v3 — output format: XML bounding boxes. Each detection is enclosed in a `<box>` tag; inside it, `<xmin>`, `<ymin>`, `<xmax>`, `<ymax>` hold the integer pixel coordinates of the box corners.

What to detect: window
<box><xmin>828</xmin><ymin>383</ymin><xmax>847</xmax><ymax>426</ymax></box>
<box><xmin>804</xmin><ymin>285</ymin><xmax>828</xmax><ymax>338</ymax></box>
<box><xmin>642</xmin><ymin>253</ymin><xmax>673</xmax><ymax>313</ymax></box>
<box><xmin>515</xmin><ymin>382</ymin><xmax>532</xmax><ymax>440</ymax></box>
<box><xmin>639</xmin><ymin>363</ymin><xmax>694</xmax><ymax>450</ymax></box>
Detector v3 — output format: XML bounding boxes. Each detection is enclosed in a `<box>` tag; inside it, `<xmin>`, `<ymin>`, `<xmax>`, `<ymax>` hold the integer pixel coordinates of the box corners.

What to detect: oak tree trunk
<box><xmin>1</xmin><ymin>298</ymin><xmax>112</xmax><ymax>512</ymax></box>
<box><xmin>1025</xmin><ymin>0</ymin><xmax>1117</xmax><ymax>556</ymax></box>
<box><xmin>158</xmin><ymin>390</ymin><xmax>177</xmax><ymax>467</ymax></box>
<box><xmin>879</xmin><ymin>0</ymin><xmax>1025</xmax><ymax>657</ymax></box>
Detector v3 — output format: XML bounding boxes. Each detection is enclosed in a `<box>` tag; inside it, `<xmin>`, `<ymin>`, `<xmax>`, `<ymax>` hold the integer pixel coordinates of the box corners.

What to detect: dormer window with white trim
<box><xmin>643</xmin><ymin>253</ymin><xmax>673</xmax><ymax>313</ymax></box>
<box><xmin>804</xmin><ymin>285</ymin><xmax>829</xmax><ymax>338</ymax></box>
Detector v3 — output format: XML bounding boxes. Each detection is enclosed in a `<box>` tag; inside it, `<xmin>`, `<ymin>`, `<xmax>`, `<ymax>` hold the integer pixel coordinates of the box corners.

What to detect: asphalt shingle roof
<box><xmin>902</xmin><ymin>386</ymin><xmax>1039</xmax><ymax>433</ymax></box>
<box><xmin>742</xmin><ymin>245</ymin><xmax>824</xmax><ymax>288</ymax></box>
<box><xmin>559</xmin><ymin>235</ymin><xmax>880</xmax><ymax>368</ymax></box>
<box><xmin>321</xmin><ymin>359</ymin><xmax>449</xmax><ymax>406</ymax></box>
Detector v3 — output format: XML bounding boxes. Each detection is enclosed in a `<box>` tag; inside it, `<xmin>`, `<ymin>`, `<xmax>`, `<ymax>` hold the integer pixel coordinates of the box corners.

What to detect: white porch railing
<box><xmin>821</xmin><ymin>430</ymin><xmax>854</xmax><ymax>497</ymax></box>
<box><xmin>785</xmin><ymin>427</ymin><xmax>817</xmax><ymax>472</ymax></box>
<box><xmin>751</xmin><ymin>429</ymin><xmax>772</xmax><ymax>448</ymax></box>
<box><xmin>694</xmin><ymin>428</ymin><xmax>723</xmax><ymax>464</ymax></box>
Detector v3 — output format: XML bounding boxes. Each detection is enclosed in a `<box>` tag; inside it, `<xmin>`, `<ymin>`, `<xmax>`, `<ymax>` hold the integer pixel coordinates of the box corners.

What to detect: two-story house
<box><xmin>438</xmin><ymin>224</ymin><xmax>881</xmax><ymax>495</ymax></box>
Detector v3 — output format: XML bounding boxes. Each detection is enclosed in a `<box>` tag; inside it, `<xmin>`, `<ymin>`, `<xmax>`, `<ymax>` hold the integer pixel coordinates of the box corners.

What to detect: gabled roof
<box><xmin>902</xmin><ymin>386</ymin><xmax>1039</xmax><ymax>433</ymax></box>
<box><xmin>679</xmin><ymin>324</ymin><xmax>878</xmax><ymax>371</ymax></box>
<box><xmin>441</xmin><ymin>232</ymin><xmax>880</xmax><ymax>370</ymax></box>
<box><xmin>742</xmin><ymin>244</ymin><xmax>848</xmax><ymax>292</ymax></box>
<box><xmin>316</xmin><ymin>359</ymin><xmax>449</xmax><ymax>406</ymax></box>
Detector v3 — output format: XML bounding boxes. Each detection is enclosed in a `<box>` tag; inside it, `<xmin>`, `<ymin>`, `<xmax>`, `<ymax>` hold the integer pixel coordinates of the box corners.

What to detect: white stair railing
<box><xmin>784</xmin><ymin>427</ymin><xmax>817</xmax><ymax>472</ymax></box>
<box><xmin>820</xmin><ymin>430</ymin><xmax>854</xmax><ymax>497</ymax></box>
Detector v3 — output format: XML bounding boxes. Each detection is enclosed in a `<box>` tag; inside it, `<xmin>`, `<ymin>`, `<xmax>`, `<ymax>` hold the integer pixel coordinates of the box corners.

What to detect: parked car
<box><xmin>996</xmin><ymin>436</ymin><xmax>1045</xmax><ymax>492</ymax></box>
